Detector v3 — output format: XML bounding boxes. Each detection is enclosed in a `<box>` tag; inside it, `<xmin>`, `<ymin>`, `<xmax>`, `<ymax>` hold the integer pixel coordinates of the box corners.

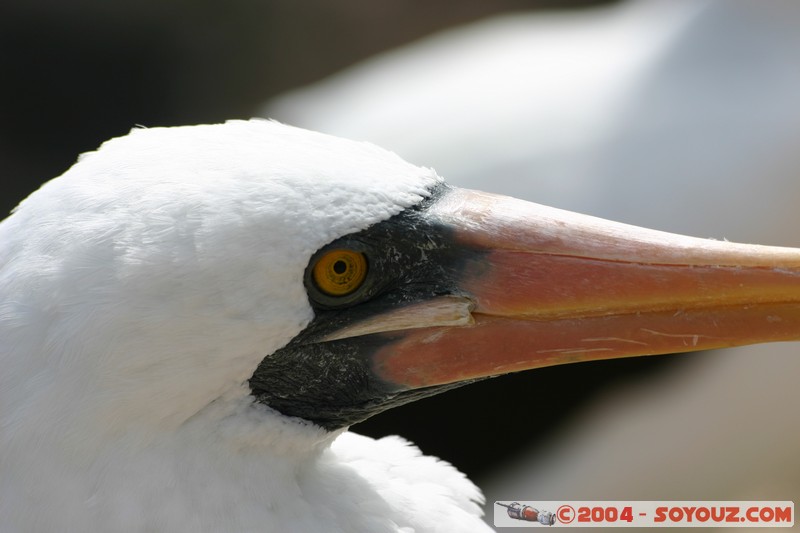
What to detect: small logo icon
<box><xmin>496</xmin><ymin>502</ymin><xmax>556</xmax><ymax>526</ymax></box>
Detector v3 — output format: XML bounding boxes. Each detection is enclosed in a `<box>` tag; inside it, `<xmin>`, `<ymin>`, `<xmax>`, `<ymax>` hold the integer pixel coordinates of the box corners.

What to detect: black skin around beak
<box><xmin>250</xmin><ymin>184</ymin><xmax>800</xmax><ymax>431</ymax></box>
<box><xmin>250</xmin><ymin>185</ymin><xmax>479</xmax><ymax>429</ymax></box>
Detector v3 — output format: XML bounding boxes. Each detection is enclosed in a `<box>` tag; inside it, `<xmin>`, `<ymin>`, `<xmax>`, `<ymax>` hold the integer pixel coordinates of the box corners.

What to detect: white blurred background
<box><xmin>4</xmin><ymin>1</ymin><xmax>799</xmax><ymax>530</ymax></box>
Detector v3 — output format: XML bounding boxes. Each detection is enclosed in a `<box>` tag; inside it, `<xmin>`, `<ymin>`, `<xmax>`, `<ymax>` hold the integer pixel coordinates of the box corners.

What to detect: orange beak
<box><xmin>373</xmin><ymin>188</ymin><xmax>800</xmax><ymax>389</ymax></box>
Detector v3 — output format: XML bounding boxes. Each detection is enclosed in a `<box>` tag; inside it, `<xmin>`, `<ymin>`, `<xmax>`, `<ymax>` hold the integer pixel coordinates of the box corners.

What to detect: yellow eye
<box><xmin>312</xmin><ymin>249</ymin><xmax>368</xmax><ymax>297</ymax></box>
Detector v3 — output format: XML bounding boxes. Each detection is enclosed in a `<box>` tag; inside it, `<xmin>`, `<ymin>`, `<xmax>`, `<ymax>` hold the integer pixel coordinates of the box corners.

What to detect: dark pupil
<box><xmin>333</xmin><ymin>260</ymin><xmax>347</xmax><ymax>274</ymax></box>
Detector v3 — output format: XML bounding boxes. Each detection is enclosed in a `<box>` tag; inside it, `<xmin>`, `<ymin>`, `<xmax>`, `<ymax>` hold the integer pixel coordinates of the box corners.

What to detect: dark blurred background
<box><xmin>2</xmin><ymin>0</ymin><xmax>694</xmax><ymax>489</ymax></box>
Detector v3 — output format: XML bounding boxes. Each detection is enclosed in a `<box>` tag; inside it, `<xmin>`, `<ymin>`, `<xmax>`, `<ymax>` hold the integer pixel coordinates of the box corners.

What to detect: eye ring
<box><xmin>305</xmin><ymin>245</ymin><xmax>375</xmax><ymax>309</ymax></box>
<box><xmin>312</xmin><ymin>249</ymin><xmax>368</xmax><ymax>297</ymax></box>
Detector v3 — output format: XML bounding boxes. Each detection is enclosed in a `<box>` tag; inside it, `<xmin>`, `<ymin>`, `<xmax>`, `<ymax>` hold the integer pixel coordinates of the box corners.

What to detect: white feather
<box><xmin>0</xmin><ymin>120</ymin><xmax>489</xmax><ymax>532</ymax></box>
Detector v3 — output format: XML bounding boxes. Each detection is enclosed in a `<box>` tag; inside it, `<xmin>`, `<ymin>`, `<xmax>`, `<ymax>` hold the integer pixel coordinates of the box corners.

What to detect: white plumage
<box><xmin>0</xmin><ymin>120</ymin><xmax>489</xmax><ymax>532</ymax></box>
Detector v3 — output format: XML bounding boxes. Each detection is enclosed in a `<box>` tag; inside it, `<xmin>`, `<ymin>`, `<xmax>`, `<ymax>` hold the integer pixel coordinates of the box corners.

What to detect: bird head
<box><xmin>3</xmin><ymin>120</ymin><xmax>800</xmax><ymax>441</ymax></box>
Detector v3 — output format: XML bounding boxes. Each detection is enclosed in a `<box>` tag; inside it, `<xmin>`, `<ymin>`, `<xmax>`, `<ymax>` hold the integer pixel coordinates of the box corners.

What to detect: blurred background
<box><xmin>1</xmin><ymin>0</ymin><xmax>600</xmax><ymax>210</ymax></box>
<box><xmin>4</xmin><ymin>0</ymin><xmax>799</xmax><ymax>529</ymax></box>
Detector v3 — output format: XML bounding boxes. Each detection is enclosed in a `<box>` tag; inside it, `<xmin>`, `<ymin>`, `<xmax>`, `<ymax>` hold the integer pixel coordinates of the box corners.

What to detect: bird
<box><xmin>266</xmin><ymin>0</ymin><xmax>800</xmax><ymax>512</ymax></box>
<box><xmin>2</xmin><ymin>119</ymin><xmax>800</xmax><ymax>532</ymax></box>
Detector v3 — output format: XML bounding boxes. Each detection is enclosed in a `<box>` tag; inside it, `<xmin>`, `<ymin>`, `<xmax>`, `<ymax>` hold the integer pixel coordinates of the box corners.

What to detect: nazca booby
<box><xmin>267</xmin><ymin>0</ymin><xmax>800</xmax><ymax>504</ymax></box>
<box><xmin>3</xmin><ymin>120</ymin><xmax>800</xmax><ymax>532</ymax></box>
